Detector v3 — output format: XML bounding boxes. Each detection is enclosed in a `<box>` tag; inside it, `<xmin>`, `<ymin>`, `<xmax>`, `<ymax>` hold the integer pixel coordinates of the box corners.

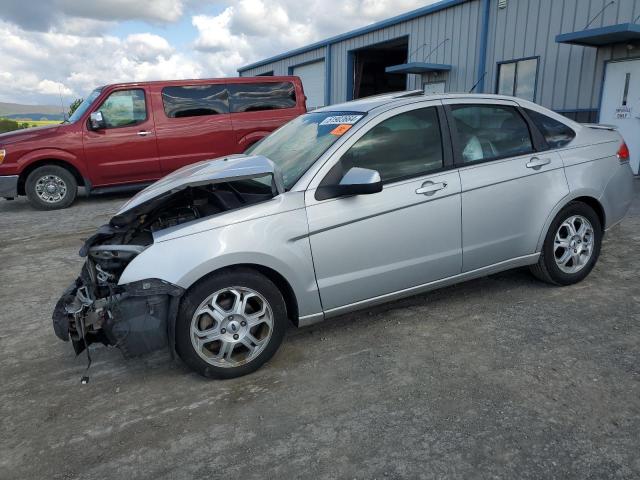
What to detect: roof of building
<box><xmin>237</xmin><ymin>0</ymin><xmax>471</xmax><ymax>73</ymax></box>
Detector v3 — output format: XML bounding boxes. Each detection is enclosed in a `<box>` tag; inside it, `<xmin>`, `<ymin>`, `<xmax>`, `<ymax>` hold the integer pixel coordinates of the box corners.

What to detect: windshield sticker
<box><xmin>330</xmin><ymin>124</ymin><xmax>352</xmax><ymax>136</ymax></box>
<box><xmin>320</xmin><ymin>114</ymin><xmax>363</xmax><ymax>125</ymax></box>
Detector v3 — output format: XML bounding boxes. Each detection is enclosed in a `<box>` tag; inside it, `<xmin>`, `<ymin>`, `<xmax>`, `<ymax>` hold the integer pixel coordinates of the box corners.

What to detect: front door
<box><xmin>305</xmin><ymin>105</ymin><xmax>462</xmax><ymax>312</ymax></box>
<box><xmin>83</xmin><ymin>88</ymin><xmax>161</xmax><ymax>186</ymax></box>
<box><xmin>600</xmin><ymin>59</ymin><xmax>640</xmax><ymax>175</ymax></box>
<box><xmin>443</xmin><ymin>100</ymin><xmax>569</xmax><ymax>272</ymax></box>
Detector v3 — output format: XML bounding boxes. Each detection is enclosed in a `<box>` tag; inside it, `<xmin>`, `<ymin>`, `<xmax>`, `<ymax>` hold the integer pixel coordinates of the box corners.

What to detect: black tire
<box><xmin>530</xmin><ymin>201</ymin><xmax>602</xmax><ymax>286</ymax></box>
<box><xmin>175</xmin><ymin>268</ymin><xmax>288</xmax><ymax>379</ymax></box>
<box><xmin>25</xmin><ymin>165</ymin><xmax>77</xmax><ymax>210</ymax></box>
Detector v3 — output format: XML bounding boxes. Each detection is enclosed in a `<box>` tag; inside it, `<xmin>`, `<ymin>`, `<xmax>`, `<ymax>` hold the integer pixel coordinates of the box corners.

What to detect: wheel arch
<box><xmin>536</xmin><ymin>193</ymin><xmax>606</xmax><ymax>252</ymax></box>
<box><xmin>185</xmin><ymin>263</ymin><xmax>300</xmax><ymax>327</ymax></box>
<box><xmin>18</xmin><ymin>159</ymin><xmax>86</xmax><ymax>195</ymax></box>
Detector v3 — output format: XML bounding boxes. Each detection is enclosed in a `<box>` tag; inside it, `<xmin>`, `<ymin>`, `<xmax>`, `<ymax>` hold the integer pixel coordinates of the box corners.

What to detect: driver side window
<box><xmin>98</xmin><ymin>89</ymin><xmax>147</xmax><ymax>128</ymax></box>
<box><xmin>338</xmin><ymin>107</ymin><xmax>444</xmax><ymax>183</ymax></box>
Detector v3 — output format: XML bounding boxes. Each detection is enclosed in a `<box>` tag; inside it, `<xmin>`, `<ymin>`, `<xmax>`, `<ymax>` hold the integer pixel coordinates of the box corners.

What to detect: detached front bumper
<box><xmin>0</xmin><ymin>175</ymin><xmax>18</xmax><ymax>198</ymax></box>
<box><xmin>52</xmin><ymin>275</ymin><xmax>185</xmax><ymax>358</ymax></box>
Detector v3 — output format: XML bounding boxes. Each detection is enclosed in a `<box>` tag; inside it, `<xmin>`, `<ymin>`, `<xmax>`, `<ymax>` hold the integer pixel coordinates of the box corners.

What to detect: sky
<box><xmin>0</xmin><ymin>0</ymin><xmax>437</xmax><ymax>107</ymax></box>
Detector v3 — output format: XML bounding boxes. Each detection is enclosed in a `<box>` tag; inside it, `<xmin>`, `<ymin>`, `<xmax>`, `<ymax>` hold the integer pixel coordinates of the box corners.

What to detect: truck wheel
<box><xmin>175</xmin><ymin>268</ymin><xmax>287</xmax><ymax>379</ymax></box>
<box><xmin>530</xmin><ymin>202</ymin><xmax>602</xmax><ymax>285</ymax></box>
<box><xmin>25</xmin><ymin>165</ymin><xmax>77</xmax><ymax>210</ymax></box>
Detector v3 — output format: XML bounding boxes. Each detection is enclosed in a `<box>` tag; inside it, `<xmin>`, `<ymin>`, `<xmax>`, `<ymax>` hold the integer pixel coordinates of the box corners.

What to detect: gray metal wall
<box><xmin>328</xmin><ymin>0</ymin><xmax>483</xmax><ymax>103</ymax></box>
<box><xmin>486</xmin><ymin>0</ymin><xmax>640</xmax><ymax>113</ymax></box>
<box><xmin>240</xmin><ymin>0</ymin><xmax>640</xmax><ymax>112</ymax></box>
<box><xmin>239</xmin><ymin>47</ymin><xmax>325</xmax><ymax>77</ymax></box>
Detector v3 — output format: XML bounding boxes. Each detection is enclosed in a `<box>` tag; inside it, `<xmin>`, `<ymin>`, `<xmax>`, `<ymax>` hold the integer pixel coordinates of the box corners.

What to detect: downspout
<box><xmin>324</xmin><ymin>44</ymin><xmax>332</xmax><ymax>106</ymax></box>
<box><xmin>476</xmin><ymin>0</ymin><xmax>491</xmax><ymax>93</ymax></box>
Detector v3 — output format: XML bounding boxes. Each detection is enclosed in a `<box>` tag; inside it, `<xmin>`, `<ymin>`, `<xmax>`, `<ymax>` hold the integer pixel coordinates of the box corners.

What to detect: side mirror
<box><xmin>316</xmin><ymin>167</ymin><xmax>382</xmax><ymax>201</ymax></box>
<box><xmin>89</xmin><ymin>111</ymin><xmax>106</xmax><ymax>130</ymax></box>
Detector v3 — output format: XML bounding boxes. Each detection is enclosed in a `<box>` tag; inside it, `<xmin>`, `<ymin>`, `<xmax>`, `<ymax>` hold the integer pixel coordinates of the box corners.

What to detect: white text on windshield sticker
<box><xmin>320</xmin><ymin>115</ymin><xmax>363</xmax><ymax>125</ymax></box>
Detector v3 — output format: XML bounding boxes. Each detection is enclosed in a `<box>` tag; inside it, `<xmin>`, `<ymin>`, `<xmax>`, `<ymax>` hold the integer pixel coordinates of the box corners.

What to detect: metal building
<box><xmin>238</xmin><ymin>0</ymin><xmax>640</xmax><ymax>174</ymax></box>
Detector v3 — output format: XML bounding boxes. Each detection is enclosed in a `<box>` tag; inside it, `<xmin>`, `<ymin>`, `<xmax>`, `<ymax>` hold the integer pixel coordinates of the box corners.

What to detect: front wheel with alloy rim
<box><xmin>530</xmin><ymin>202</ymin><xmax>602</xmax><ymax>285</ymax></box>
<box><xmin>25</xmin><ymin>165</ymin><xmax>78</xmax><ymax>210</ymax></box>
<box><xmin>175</xmin><ymin>268</ymin><xmax>287</xmax><ymax>379</ymax></box>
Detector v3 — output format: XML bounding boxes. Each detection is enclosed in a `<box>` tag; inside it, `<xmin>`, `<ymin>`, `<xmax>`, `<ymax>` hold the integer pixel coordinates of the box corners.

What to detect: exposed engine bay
<box><xmin>52</xmin><ymin>178</ymin><xmax>275</xmax><ymax>361</ymax></box>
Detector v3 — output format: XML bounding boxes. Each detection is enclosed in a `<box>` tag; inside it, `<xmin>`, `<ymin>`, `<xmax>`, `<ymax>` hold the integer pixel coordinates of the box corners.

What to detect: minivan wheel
<box><xmin>25</xmin><ymin>165</ymin><xmax>77</xmax><ymax>210</ymax></box>
<box><xmin>531</xmin><ymin>202</ymin><xmax>602</xmax><ymax>285</ymax></box>
<box><xmin>175</xmin><ymin>268</ymin><xmax>287</xmax><ymax>379</ymax></box>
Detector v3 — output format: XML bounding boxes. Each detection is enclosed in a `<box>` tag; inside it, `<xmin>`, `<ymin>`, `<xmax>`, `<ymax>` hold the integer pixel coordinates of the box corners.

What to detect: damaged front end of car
<box><xmin>52</xmin><ymin>155</ymin><xmax>284</xmax><ymax>361</ymax></box>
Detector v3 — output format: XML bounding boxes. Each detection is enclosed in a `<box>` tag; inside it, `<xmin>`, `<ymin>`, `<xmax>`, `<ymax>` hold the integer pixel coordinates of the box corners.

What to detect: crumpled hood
<box><xmin>116</xmin><ymin>154</ymin><xmax>284</xmax><ymax>218</ymax></box>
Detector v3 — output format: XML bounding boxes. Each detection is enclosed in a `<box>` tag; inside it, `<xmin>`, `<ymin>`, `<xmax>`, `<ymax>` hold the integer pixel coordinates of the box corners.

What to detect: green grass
<box><xmin>14</xmin><ymin>119</ymin><xmax>61</xmax><ymax>127</ymax></box>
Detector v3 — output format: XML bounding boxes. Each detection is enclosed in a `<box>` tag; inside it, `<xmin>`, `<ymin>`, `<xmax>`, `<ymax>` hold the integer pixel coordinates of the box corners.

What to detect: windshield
<box><xmin>68</xmin><ymin>88</ymin><xmax>103</xmax><ymax>123</ymax></box>
<box><xmin>246</xmin><ymin>111</ymin><xmax>366</xmax><ymax>190</ymax></box>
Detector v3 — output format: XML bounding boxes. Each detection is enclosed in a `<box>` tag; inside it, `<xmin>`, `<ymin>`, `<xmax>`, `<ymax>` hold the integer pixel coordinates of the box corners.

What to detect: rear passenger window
<box><xmin>525</xmin><ymin>109</ymin><xmax>576</xmax><ymax>149</ymax></box>
<box><xmin>450</xmin><ymin>105</ymin><xmax>533</xmax><ymax>163</ymax></box>
<box><xmin>228</xmin><ymin>82</ymin><xmax>296</xmax><ymax>113</ymax></box>
<box><xmin>162</xmin><ymin>85</ymin><xmax>229</xmax><ymax>118</ymax></box>
<box><xmin>339</xmin><ymin>107</ymin><xmax>444</xmax><ymax>183</ymax></box>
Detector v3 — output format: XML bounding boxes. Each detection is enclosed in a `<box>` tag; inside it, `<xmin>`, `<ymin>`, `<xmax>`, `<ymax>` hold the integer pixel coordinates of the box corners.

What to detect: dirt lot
<box><xmin>1</xmin><ymin>182</ymin><xmax>639</xmax><ymax>480</ymax></box>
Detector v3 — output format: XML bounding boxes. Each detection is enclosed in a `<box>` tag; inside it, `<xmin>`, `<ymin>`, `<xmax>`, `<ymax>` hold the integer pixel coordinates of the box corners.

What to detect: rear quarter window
<box><xmin>162</xmin><ymin>84</ymin><xmax>229</xmax><ymax>118</ymax></box>
<box><xmin>525</xmin><ymin>109</ymin><xmax>576</xmax><ymax>149</ymax></box>
<box><xmin>228</xmin><ymin>82</ymin><xmax>296</xmax><ymax>113</ymax></box>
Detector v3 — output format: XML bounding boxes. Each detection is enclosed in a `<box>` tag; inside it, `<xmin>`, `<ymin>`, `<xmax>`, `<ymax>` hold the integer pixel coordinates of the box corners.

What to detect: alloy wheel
<box><xmin>553</xmin><ymin>215</ymin><xmax>594</xmax><ymax>274</ymax></box>
<box><xmin>190</xmin><ymin>286</ymin><xmax>274</xmax><ymax>367</ymax></box>
<box><xmin>35</xmin><ymin>174</ymin><xmax>67</xmax><ymax>203</ymax></box>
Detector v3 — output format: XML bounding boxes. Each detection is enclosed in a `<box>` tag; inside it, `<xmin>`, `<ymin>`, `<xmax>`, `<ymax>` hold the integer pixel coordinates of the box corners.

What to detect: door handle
<box><xmin>137</xmin><ymin>130</ymin><xmax>153</xmax><ymax>137</ymax></box>
<box><xmin>416</xmin><ymin>181</ymin><xmax>447</xmax><ymax>196</ymax></box>
<box><xmin>526</xmin><ymin>157</ymin><xmax>551</xmax><ymax>169</ymax></box>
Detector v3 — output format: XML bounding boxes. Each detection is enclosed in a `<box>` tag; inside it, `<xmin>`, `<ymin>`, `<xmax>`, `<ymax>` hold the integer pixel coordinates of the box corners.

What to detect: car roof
<box><xmin>314</xmin><ymin>91</ymin><xmax>535</xmax><ymax>114</ymax></box>
<box><xmin>98</xmin><ymin>76</ymin><xmax>301</xmax><ymax>90</ymax></box>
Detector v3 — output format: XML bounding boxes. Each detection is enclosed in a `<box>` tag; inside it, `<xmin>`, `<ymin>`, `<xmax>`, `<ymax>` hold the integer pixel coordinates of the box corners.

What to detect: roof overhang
<box><xmin>556</xmin><ymin>23</ymin><xmax>640</xmax><ymax>47</ymax></box>
<box><xmin>385</xmin><ymin>62</ymin><xmax>452</xmax><ymax>74</ymax></box>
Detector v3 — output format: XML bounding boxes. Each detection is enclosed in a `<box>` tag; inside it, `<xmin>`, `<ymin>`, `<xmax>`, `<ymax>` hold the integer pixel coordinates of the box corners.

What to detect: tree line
<box><xmin>0</xmin><ymin>98</ymin><xmax>84</xmax><ymax>134</ymax></box>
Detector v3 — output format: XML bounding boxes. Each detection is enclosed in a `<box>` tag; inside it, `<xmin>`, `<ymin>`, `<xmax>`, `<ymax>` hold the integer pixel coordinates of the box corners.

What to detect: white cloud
<box><xmin>0</xmin><ymin>0</ymin><xmax>438</xmax><ymax>105</ymax></box>
<box><xmin>193</xmin><ymin>0</ymin><xmax>433</xmax><ymax>73</ymax></box>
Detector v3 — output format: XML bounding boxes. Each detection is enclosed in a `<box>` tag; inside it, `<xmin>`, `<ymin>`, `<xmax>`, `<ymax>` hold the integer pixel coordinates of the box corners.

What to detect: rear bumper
<box><xmin>0</xmin><ymin>175</ymin><xmax>18</xmax><ymax>198</ymax></box>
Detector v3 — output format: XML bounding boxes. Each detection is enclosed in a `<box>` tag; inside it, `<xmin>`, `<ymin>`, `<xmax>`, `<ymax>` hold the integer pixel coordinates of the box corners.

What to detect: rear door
<box><xmin>443</xmin><ymin>99</ymin><xmax>568</xmax><ymax>272</ymax></box>
<box><xmin>83</xmin><ymin>87</ymin><xmax>161</xmax><ymax>186</ymax></box>
<box><xmin>305</xmin><ymin>103</ymin><xmax>462</xmax><ymax>312</ymax></box>
<box><xmin>228</xmin><ymin>80</ymin><xmax>304</xmax><ymax>151</ymax></box>
<box><xmin>152</xmin><ymin>82</ymin><xmax>234</xmax><ymax>174</ymax></box>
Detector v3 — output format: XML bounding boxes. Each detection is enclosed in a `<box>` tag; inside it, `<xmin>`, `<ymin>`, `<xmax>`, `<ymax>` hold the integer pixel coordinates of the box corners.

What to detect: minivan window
<box><xmin>246</xmin><ymin>111</ymin><xmax>365</xmax><ymax>189</ymax></box>
<box><xmin>525</xmin><ymin>109</ymin><xmax>576</xmax><ymax>149</ymax></box>
<box><xmin>450</xmin><ymin>105</ymin><xmax>533</xmax><ymax>163</ymax></box>
<box><xmin>339</xmin><ymin>107</ymin><xmax>444</xmax><ymax>183</ymax></box>
<box><xmin>162</xmin><ymin>84</ymin><xmax>229</xmax><ymax>118</ymax></box>
<box><xmin>68</xmin><ymin>88</ymin><xmax>102</xmax><ymax>123</ymax></box>
<box><xmin>98</xmin><ymin>89</ymin><xmax>147</xmax><ymax>128</ymax></box>
<box><xmin>228</xmin><ymin>82</ymin><xmax>296</xmax><ymax>113</ymax></box>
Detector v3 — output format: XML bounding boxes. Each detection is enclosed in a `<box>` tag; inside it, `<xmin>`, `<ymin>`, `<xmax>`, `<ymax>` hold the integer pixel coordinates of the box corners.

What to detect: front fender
<box><xmin>17</xmin><ymin>148</ymin><xmax>88</xmax><ymax>178</ymax></box>
<box><xmin>118</xmin><ymin>209</ymin><xmax>323</xmax><ymax>318</ymax></box>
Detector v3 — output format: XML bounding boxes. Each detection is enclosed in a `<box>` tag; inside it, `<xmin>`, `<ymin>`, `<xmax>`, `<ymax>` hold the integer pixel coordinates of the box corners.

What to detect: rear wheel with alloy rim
<box><xmin>531</xmin><ymin>202</ymin><xmax>602</xmax><ymax>285</ymax></box>
<box><xmin>176</xmin><ymin>268</ymin><xmax>287</xmax><ymax>379</ymax></box>
<box><xmin>25</xmin><ymin>165</ymin><xmax>77</xmax><ymax>210</ymax></box>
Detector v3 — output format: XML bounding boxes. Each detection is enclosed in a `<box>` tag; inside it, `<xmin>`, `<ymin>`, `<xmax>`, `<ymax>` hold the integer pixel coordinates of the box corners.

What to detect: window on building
<box><xmin>450</xmin><ymin>105</ymin><xmax>533</xmax><ymax>163</ymax></box>
<box><xmin>525</xmin><ymin>109</ymin><xmax>576</xmax><ymax>149</ymax></box>
<box><xmin>228</xmin><ymin>82</ymin><xmax>296</xmax><ymax>113</ymax></box>
<box><xmin>338</xmin><ymin>107</ymin><xmax>444</xmax><ymax>183</ymax></box>
<box><xmin>497</xmin><ymin>58</ymin><xmax>538</xmax><ymax>101</ymax></box>
<box><xmin>98</xmin><ymin>89</ymin><xmax>147</xmax><ymax>128</ymax></box>
<box><xmin>162</xmin><ymin>84</ymin><xmax>229</xmax><ymax>118</ymax></box>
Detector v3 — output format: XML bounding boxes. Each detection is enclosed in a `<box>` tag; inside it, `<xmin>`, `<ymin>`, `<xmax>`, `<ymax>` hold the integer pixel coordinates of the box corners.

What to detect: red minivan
<box><xmin>0</xmin><ymin>76</ymin><xmax>306</xmax><ymax>209</ymax></box>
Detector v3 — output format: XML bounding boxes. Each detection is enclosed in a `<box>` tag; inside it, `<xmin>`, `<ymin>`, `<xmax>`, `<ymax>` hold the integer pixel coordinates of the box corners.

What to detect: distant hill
<box><xmin>0</xmin><ymin>102</ymin><xmax>65</xmax><ymax>121</ymax></box>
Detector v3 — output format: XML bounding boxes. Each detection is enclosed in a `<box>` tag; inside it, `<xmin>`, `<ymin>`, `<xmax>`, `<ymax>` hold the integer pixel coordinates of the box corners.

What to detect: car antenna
<box><xmin>469</xmin><ymin>72</ymin><xmax>487</xmax><ymax>93</ymax></box>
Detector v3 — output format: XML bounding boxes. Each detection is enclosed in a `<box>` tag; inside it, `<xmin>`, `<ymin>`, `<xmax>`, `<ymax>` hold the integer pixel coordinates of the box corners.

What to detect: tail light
<box><xmin>617</xmin><ymin>142</ymin><xmax>630</xmax><ymax>163</ymax></box>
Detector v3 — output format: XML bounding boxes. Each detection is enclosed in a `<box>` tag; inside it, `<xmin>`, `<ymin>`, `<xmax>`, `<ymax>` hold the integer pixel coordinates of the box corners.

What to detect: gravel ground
<box><xmin>1</xmin><ymin>181</ymin><xmax>639</xmax><ymax>480</ymax></box>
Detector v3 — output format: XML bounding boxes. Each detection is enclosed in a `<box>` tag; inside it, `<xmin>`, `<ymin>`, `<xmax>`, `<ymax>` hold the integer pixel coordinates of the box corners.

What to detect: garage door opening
<box><xmin>351</xmin><ymin>38</ymin><xmax>408</xmax><ymax>99</ymax></box>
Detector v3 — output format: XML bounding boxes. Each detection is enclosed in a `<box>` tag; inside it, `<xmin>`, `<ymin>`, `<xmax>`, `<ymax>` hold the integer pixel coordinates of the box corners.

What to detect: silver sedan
<box><xmin>53</xmin><ymin>92</ymin><xmax>635</xmax><ymax>379</ymax></box>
